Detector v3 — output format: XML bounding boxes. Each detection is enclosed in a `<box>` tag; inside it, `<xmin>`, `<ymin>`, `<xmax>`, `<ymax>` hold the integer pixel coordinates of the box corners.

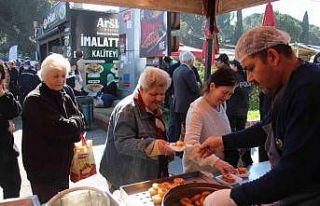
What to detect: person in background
<box><xmin>7</xmin><ymin>60</ymin><xmax>19</xmax><ymax>99</ymax></box>
<box><xmin>224</xmin><ymin>59</ymin><xmax>252</xmax><ymax>167</ymax></box>
<box><xmin>200</xmin><ymin>26</ymin><xmax>320</xmax><ymax>205</ymax></box>
<box><xmin>99</xmin><ymin>67</ymin><xmax>175</xmax><ymax>191</ymax></box>
<box><xmin>98</xmin><ymin>73</ymin><xmax>118</xmax><ymax>108</ymax></box>
<box><xmin>18</xmin><ymin>60</ymin><xmax>40</xmax><ymax>105</ymax></box>
<box><xmin>192</xmin><ymin>65</ymin><xmax>202</xmax><ymax>89</ymax></box>
<box><xmin>22</xmin><ymin>53</ymin><xmax>85</xmax><ymax>203</ymax></box>
<box><xmin>101</xmin><ymin>73</ymin><xmax>117</xmax><ymax>97</ymax></box>
<box><xmin>183</xmin><ymin>68</ymin><xmax>237</xmax><ymax>176</ymax></box>
<box><xmin>76</xmin><ymin>50</ymin><xmax>86</xmax><ymax>93</ymax></box>
<box><xmin>164</xmin><ymin>57</ymin><xmax>181</xmax><ymax>142</ymax></box>
<box><xmin>0</xmin><ymin>61</ymin><xmax>22</xmax><ymax>199</ymax></box>
<box><xmin>67</xmin><ymin>60</ymin><xmax>83</xmax><ymax>97</ymax></box>
<box><xmin>172</xmin><ymin>51</ymin><xmax>200</xmax><ymax>142</ymax></box>
<box><xmin>313</xmin><ymin>52</ymin><xmax>320</xmax><ymax>63</ymax></box>
<box><xmin>215</xmin><ymin>53</ymin><xmax>230</xmax><ymax>70</ymax></box>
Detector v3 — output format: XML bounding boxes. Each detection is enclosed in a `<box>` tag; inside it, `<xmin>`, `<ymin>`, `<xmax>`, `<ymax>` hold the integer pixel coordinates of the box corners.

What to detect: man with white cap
<box><xmin>200</xmin><ymin>26</ymin><xmax>320</xmax><ymax>205</ymax></box>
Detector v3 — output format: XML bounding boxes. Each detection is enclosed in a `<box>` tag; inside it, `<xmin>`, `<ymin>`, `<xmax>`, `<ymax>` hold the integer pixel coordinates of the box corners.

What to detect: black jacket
<box><xmin>173</xmin><ymin>64</ymin><xmax>200</xmax><ymax>113</ymax></box>
<box><xmin>226</xmin><ymin>71</ymin><xmax>251</xmax><ymax>116</ymax></box>
<box><xmin>224</xmin><ymin>62</ymin><xmax>320</xmax><ymax>205</ymax></box>
<box><xmin>22</xmin><ymin>83</ymin><xmax>85</xmax><ymax>181</ymax></box>
<box><xmin>0</xmin><ymin>92</ymin><xmax>20</xmax><ymax>163</ymax></box>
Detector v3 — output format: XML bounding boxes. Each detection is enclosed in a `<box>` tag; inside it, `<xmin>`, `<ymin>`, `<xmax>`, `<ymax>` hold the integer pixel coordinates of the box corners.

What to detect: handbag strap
<box><xmin>80</xmin><ymin>133</ymin><xmax>87</xmax><ymax>146</ymax></box>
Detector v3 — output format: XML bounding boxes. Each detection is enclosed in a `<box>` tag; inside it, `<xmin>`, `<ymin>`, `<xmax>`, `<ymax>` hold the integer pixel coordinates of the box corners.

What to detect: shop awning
<box><xmin>62</xmin><ymin>0</ymin><xmax>278</xmax><ymax>15</ymax></box>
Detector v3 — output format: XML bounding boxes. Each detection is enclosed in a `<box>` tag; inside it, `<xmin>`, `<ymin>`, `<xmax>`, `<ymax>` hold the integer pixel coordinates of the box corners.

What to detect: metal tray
<box><xmin>119</xmin><ymin>171</ymin><xmax>217</xmax><ymax>206</ymax></box>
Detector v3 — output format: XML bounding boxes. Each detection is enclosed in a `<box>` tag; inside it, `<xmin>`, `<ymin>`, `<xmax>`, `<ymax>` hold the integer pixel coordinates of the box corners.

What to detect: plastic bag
<box><xmin>70</xmin><ymin>135</ymin><xmax>96</xmax><ymax>182</ymax></box>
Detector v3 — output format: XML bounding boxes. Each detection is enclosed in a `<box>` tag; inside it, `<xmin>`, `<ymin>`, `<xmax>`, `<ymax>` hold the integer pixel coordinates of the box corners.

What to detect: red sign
<box><xmin>140</xmin><ymin>10</ymin><xmax>167</xmax><ymax>57</ymax></box>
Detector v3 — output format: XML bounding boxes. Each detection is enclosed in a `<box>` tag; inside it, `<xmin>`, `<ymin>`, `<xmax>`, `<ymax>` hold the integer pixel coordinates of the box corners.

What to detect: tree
<box><xmin>180</xmin><ymin>13</ymin><xmax>205</xmax><ymax>48</ymax></box>
<box><xmin>217</xmin><ymin>13</ymin><xmax>234</xmax><ymax>45</ymax></box>
<box><xmin>233</xmin><ymin>10</ymin><xmax>243</xmax><ymax>45</ymax></box>
<box><xmin>0</xmin><ymin>0</ymin><xmax>52</xmax><ymax>58</ymax></box>
<box><xmin>300</xmin><ymin>11</ymin><xmax>309</xmax><ymax>44</ymax></box>
<box><xmin>243</xmin><ymin>12</ymin><xmax>303</xmax><ymax>43</ymax></box>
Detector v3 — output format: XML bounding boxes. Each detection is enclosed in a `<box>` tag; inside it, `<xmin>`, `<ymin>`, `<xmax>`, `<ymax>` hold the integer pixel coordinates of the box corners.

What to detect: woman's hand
<box><xmin>8</xmin><ymin>120</ymin><xmax>15</xmax><ymax>133</ymax></box>
<box><xmin>214</xmin><ymin>159</ymin><xmax>235</xmax><ymax>174</ymax></box>
<box><xmin>0</xmin><ymin>81</ymin><xmax>5</xmax><ymax>97</ymax></box>
<box><xmin>156</xmin><ymin>139</ymin><xmax>175</xmax><ymax>157</ymax></box>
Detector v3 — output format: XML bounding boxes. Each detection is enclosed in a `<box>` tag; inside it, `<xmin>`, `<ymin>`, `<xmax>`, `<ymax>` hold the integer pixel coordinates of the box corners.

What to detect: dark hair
<box><xmin>0</xmin><ymin>60</ymin><xmax>6</xmax><ymax>80</ymax></box>
<box><xmin>203</xmin><ymin>68</ymin><xmax>238</xmax><ymax>93</ymax></box>
<box><xmin>314</xmin><ymin>52</ymin><xmax>320</xmax><ymax>63</ymax></box>
<box><xmin>76</xmin><ymin>50</ymin><xmax>83</xmax><ymax>58</ymax></box>
<box><xmin>250</xmin><ymin>44</ymin><xmax>293</xmax><ymax>63</ymax></box>
<box><xmin>163</xmin><ymin>56</ymin><xmax>172</xmax><ymax>63</ymax></box>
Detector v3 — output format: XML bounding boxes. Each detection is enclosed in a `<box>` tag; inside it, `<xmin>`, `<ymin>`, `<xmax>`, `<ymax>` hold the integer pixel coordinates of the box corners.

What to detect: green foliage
<box><xmin>249</xmin><ymin>84</ymin><xmax>260</xmax><ymax>111</ymax></box>
<box><xmin>180</xmin><ymin>13</ymin><xmax>205</xmax><ymax>48</ymax></box>
<box><xmin>233</xmin><ymin>10</ymin><xmax>243</xmax><ymax>45</ymax></box>
<box><xmin>247</xmin><ymin>110</ymin><xmax>260</xmax><ymax>121</ymax></box>
<box><xmin>0</xmin><ymin>0</ymin><xmax>52</xmax><ymax>58</ymax></box>
<box><xmin>180</xmin><ymin>9</ymin><xmax>320</xmax><ymax>49</ymax></box>
<box><xmin>309</xmin><ymin>25</ymin><xmax>320</xmax><ymax>44</ymax></box>
<box><xmin>217</xmin><ymin>13</ymin><xmax>235</xmax><ymax>45</ymax></box>
<box><xmin>300</xmin><ymin>11</ymin><xmax>309</xmax><ymax>44</ymax></box>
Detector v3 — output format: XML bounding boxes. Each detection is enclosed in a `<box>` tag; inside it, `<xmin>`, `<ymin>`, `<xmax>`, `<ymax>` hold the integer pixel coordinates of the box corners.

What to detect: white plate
<box><xmin>169</xmin><ymin>143</ymin><xmax>191</xmax><ymax>152</ymax></box>
<box><xmin>215</xmin><ymin>174</ymin><xmax>242</xmax><ymax>186</ymax></box>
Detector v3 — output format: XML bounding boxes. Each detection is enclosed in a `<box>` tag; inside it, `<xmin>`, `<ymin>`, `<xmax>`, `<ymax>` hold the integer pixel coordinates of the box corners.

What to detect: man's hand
<box><xmin>214</xmin><ymin>159</ymin><xmax>235</xmax><ymax>175</ymax></box>
<box><xmin>198</xmin><ymin>136</ymin><xmax>224</xmax><ymax>158</ymax></box>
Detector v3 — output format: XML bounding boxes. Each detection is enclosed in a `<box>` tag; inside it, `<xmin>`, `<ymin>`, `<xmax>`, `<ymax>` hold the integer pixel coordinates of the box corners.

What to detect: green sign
<box><xmin>72</xmin><ymin>11</ymin><xmax>119</xmax><ymax>93</ymax></box>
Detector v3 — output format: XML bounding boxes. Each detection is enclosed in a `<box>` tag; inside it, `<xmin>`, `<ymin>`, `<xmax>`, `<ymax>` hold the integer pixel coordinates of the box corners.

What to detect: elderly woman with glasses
<box><xmin>100</xmin><ymin>66</ymin><xmax>175</xmax><ymax>191</ymax></box>
<box><xmin>22</xmin><ymin>53</ymin><xmax>85</xmax><ymax>203</ymax></box>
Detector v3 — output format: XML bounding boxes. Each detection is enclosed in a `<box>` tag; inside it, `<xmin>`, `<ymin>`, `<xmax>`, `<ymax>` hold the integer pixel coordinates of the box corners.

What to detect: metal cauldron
<box><xmin>162</xmin><ymin>182</ymin><xmax>227</xmax><ymax>206</ymax></box>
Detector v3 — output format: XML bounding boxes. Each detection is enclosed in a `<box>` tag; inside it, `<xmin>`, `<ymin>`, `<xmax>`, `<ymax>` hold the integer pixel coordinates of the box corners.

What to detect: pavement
<box><xmin>0</xmin><ymin>116</ymin><xmax>184</xmax><ymax>201</ymax></box>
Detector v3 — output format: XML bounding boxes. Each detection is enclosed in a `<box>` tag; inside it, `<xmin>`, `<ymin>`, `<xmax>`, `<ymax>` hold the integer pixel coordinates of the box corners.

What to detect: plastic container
<box><xmin>0</xmin><ymin>195</ymin><xmax>40</xmax><ymax>206</ymax></box>
<box><xmin>46</xmin><ymin>187</ymin><xmax>110</xmax><ymax>206</ymax></box>
<box><xmin>76</xmin><ymin>96</ymin><xmax>94</xmax><ymax>130</ymax></box>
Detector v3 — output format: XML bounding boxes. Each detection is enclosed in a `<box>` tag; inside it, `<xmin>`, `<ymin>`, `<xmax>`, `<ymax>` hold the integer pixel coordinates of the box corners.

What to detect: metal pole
<box><xmin>167</xmin><ymin>11</ymin><xmax>172</xmax><ymax>56</ymax></box>
<box><xmin>204</xmin><ymin>37</ymin><xmax>213</xmax><ymax>81</ymax></box>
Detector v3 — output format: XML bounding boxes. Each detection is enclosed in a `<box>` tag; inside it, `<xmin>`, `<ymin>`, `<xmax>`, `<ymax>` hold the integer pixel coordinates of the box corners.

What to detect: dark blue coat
<box><xmin>172</xmin><ymin>64</ymin><xmax>199</xmax><ymax>113</ymax></box>
<box><xmin>223</xmin><ymin>62</ymin><xmax>320</xmax><ymax>205</ymax></box>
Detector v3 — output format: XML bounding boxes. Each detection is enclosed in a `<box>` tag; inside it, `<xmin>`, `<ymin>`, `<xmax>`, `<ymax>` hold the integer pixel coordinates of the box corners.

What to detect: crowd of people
<box><xmin>2</xmin><ymin>26</ymin><xmax>320</xmax><ymax>205</ymax></box>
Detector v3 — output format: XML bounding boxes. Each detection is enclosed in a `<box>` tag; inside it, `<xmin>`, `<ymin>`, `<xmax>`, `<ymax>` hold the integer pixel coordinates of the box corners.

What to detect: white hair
<box><xmin>137</xmin><ymin>66</ymin><xmax>171</xmax><ymax>91</ymax></box>
<box><xmin>179</xmin><ymin>51</ymin><xmax>195</xmax><ymax>64</ymax></box>
<box><xmin>40</xmin><ymin>53</ymin><xmax>71</xmax><ymax>80</ymax></box>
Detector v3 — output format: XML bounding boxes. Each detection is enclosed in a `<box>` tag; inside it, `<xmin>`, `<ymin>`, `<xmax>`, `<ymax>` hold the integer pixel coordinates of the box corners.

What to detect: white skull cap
<box><xmin>235</xmin><ymin>26</ymin><xmax>291</xmax><ymax>62</ymax></box>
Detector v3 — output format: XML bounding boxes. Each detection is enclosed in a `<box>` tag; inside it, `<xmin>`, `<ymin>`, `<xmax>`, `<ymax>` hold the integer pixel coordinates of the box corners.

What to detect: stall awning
<box><xmin>171</xmin><ymin>44</ymin><xmax>203</xmax><ymax>59</ymax></box>
<box><xmin>62</xmin><ymin>0</ymin><xmax>278</xmax><ymax>15</ymax></box>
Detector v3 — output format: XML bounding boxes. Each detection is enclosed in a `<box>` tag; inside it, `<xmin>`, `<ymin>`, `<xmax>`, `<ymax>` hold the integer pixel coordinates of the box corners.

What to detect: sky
<box><xmin>242</xmin><ymin>0</ymin><xmax>320</xmax><ymax>27</ymax></box>
<box><xmin>77</xmin><ymin>0</ymin><xmax>320</xmax><ymax>27</ymax></box>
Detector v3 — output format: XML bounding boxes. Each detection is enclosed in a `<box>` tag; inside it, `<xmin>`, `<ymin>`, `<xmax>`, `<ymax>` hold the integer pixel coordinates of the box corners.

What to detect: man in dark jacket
<box><xmin>172</xmin><ymin>51</ymin><xmax>200</xmax><ymax>142</ymax></box>
<box><xmin>201</xmin><ymin>26</ymin><xmax>320</xmax><ymax>205</ymax></box>
<box><xmin>225</xmin><ymin>60</ymin><xmax>252</xmax><ymax>167</ymax></box>
<box><xmin>7</xmin><ymin>60</ymin><xmax>19</xmax><ymax>99</ymax></box>
<box><xmin>18</xmin><ymin>60</ymin><xmax>40</xmax><ymax>105</ymax></box>
<box><xmin>0</xmin><ymin>61</ymin><xmax>21</xmax><ymax>199</ymax></box>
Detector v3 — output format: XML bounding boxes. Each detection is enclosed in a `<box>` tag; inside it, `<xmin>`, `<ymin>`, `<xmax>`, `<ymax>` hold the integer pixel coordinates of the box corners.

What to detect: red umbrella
<box><xmin>261</xmin><ymin>2</ymin><xmax>276</xmax><ymax>26</ymax></box>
